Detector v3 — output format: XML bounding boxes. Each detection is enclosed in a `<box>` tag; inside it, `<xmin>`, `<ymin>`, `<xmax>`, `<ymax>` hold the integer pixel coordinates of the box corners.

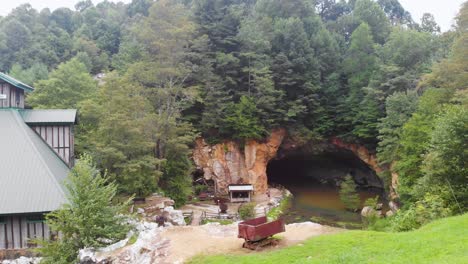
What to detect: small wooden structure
<box><xmin>238</xmin><ymin>216</ymin><xmax>285</xmax><ymax>250</ymax></box>
<box><xmin>228</xmin><ymin>184</ymin><xmax>253</xmax><ymax>203</ymax></box>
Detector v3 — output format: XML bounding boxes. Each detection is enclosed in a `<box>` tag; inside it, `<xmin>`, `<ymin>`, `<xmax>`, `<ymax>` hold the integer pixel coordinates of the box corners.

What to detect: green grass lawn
<box><xmin>188</xmin><ymin>214</ymin><xmax>468</xmax><ymax>264</ymax></box>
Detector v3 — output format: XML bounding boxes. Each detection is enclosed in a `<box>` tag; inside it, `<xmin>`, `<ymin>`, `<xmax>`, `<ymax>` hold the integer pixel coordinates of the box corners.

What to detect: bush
<box><xmin>365</xmin><ymin>215</ymin><xmax>392</xmax><ymax>231</ymax></box>
<box><xmin>364</xmin><ymin>196</ymin><xmax>379</xmax><ymax>208</ymax></box>
<box><xmin>339</xmin><ymin>174</ymin><xmax>360</xmax><ymax>211</ymax></box>
<box><xmin>194</xmin><ymin>185</ymin><xmax>209</xmax><ymax>195</ymax></box>
<box><xmin>239</xmin><ymin>202</ymin><xmax>256</xmax><ymax>220</ymax></box>
<box><xmin>161</xmin><ymin>154</ymin><xmax>193</xmax><ymax>208</ymax></box>
<box><xmin>267</xmin><ymin>191</ymin><xmax>292</xmax><ymax>220</ymax></box>
<box><xmin>390</xmin><ymin>193</ymin><xmax>452</xmax><ymax>231</ymax></box>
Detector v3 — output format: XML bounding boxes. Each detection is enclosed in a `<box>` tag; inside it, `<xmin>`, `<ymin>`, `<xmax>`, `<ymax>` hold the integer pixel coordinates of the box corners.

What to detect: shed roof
<box><xmin>0</xmin><ymin>72</ymin><xmax>34</xmax><ymax>92</ymax></box>
<box><xmin>20</xmin><ymin>109</ymin><xmax>77</xmax><ymax>124</ymax></box>
<box><xmin>0</xmin><ymin>109</ymin><xmax>69</xmax><ymax>215</ymax></box>
<box><xmin>228</xmin><ymin>184</ymin><xmax>254</xmax><ymax>191</ymax></box>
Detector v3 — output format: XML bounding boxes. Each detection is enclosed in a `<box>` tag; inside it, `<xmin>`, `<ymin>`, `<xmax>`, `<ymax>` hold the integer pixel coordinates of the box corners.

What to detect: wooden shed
<box><xmin>228</xmin><ymin>184</ymin><xmax>254</xmax><ymax>203</ymax></box>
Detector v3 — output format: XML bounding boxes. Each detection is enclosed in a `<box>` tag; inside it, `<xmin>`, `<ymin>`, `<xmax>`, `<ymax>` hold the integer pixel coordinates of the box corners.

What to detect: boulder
<box><xmin>164</xmin><ymin>199</ymin><xmax>175</xmax><ymax>207</ymax></box>
<box><xmin>385</xmin><ymin>210</ymin><xmax>394</xmax><ymax>217</ymax></box>
<box><xmin>389</xmin><ymin>201</ymin><xmax>399</xmax><ymax>212</ymax></box>
<box><xmin>375</xmin><ymin>203</ymin><xmax>383</xmax><ymax>210</ymax></box>
<box><xmin>1</xmin><ymin>257</ymin><xmax>42</xmax><ymax>264</ymax></box>
<box><xmin>162</xmin><ymin>206</ymin><xmax>186</xmax><ymax>226</ymax></box>
<box><xmin>137</xmin><ymin>208</ymin><xmax>145</xmax><ymax>214</ymax></box>
<box><xmin>361</xmin><ymin>206</ymin><xmax>377</xmax><ymax>218</ymax></box>
<box><xmin>79</xmin><ymin>248</ymin><xmax>97</xmax><ymax>264</ymax></box>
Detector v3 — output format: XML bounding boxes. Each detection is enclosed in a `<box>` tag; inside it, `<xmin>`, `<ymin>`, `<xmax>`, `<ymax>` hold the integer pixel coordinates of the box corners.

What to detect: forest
<box><xmin>1</xmin><ymin>0</ymin><xmax>466</xmax><ymax>226</ymax></box>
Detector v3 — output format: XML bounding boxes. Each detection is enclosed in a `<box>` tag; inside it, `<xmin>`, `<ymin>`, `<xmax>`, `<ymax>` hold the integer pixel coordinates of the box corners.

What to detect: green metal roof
<box><xmin>0</xmin><ymin>109</ymin><xmax>69</xmax><ymax>215</ymax></box>
<box><xmin>0</xmin><ymin>72</ymin><xmax>34</xmax><ymax>92</ymax></box>
<box><xmin>20</xmin><ymin>109</ymin><xmax>77</xmax><ymax>124</ymax></box>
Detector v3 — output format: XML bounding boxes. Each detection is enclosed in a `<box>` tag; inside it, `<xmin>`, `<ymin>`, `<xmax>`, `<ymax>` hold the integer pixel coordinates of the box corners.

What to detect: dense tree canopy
<box><xmin>1</xmin><ymin>0</ymin><xmax>466</xmax><ymax>215</ymax></box>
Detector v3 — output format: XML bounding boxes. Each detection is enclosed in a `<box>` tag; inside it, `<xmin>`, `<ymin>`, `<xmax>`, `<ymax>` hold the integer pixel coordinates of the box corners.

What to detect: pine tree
<box><xmin>339</xmin><ymin>174</ymin><xmax>360</xmax><ymax>211</ymax></box>
<box><xmin>37</xmin><ymin>154</ymin><xmax>132</xmax><ymax>263</ymax></box>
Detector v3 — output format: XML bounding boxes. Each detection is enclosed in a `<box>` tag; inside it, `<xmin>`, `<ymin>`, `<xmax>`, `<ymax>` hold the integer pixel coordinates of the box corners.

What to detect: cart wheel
<box><xmin>242</xmin><ymin>242</ymin><xmax>246</xmax><ymax>248</ymax></box>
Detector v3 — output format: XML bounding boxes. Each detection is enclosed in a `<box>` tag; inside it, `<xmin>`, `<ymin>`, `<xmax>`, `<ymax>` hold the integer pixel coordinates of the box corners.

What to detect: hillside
<box><xmin>189</xmin><ymin>213</ymin><xmax>468</xmax><ymax>264</ymax></box>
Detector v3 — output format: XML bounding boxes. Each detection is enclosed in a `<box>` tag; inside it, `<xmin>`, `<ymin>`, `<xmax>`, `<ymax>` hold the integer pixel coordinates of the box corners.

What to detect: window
<box><xmin>0</xmin><ymin>216</ymin><xmax>5</xmax><ymax>224</ymax></box>
<box><xmin>26</xmin><ymin>215</ymin><xmax>45</xmax><ymax>223</ymax></box>
<box><xmin>15</xmin><ymin>88</ymin><xmax>20</xmax><ymax>107</ymax></box>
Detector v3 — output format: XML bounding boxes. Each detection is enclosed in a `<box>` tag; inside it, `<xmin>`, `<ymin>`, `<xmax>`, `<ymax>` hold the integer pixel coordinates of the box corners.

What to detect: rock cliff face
<box><xmin>193</xmin><ymin>131</ymin><xmax>398</xmax><ymax>200</ymax></box>
<box><xmin>330</xmin><ymin>138</ymin><xmax>399</xmax><ymax>200</ymax></box>
<box><xmin>192</xmin><ymin>129</ymin><xmax>286</xmax><ymax>194</ymax></box>
<box><xmin>330</xmin><ymin>138</ymin><xmax>383</xmax><ymax>174</ymax></box>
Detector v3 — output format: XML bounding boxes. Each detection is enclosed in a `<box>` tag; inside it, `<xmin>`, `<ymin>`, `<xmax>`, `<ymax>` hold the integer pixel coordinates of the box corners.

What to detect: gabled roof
<box><xmin>228</xmin><ymin>184</ymin><xmax>254</xmax><ymax>191</ymax></box>
<box><xmin>0</xmin><ymin>109</ymin><xmax>69</xmax><ymax>215</ymax></box>
<box><xmin>20</xmin><ymin>109</ymin><xmax>77</xmax><ymax>124</ymax></box>
<box><xmin>0</xmin><ymin>72</ymin><xmax>34</xmax><ymax>92</ymax></box>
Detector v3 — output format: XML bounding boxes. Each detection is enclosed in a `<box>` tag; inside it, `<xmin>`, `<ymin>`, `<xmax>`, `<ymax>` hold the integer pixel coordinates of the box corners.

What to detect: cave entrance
<box><xmin>266</xmin><ymin>149</ymin><xmax>384</xmax><ymax>227</ymax></box>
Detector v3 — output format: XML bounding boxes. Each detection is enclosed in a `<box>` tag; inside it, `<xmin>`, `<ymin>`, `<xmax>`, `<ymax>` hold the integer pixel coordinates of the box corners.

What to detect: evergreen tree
<box><xmin>377</xmin><ymin>91</ymin><xmax>418</xmax><ymax>165</ymax></box>
<box><xmin>340</xmin><ymin>23</ymin><xmax>377</xmax><ymax>141</ymax></box>
<box><xmin>37</xmin><ymin>154</ymin><xmax>131</xmax><ymax>263</ymax></box>
<box><xmin>339</xmin><ymin>174</ymin><xmax>360</xmax><ymax>211</ymax></box>
<box><xmin>353</xmin><ymin>0</ymin><xmax>391</xmax><ymax>44</ymax></box>
<box><xmin>222</xmin><ymin>95</ymin><xmax>266</xmax><ymax>140</ymax></box>
<box><xmin>420</xmin><ymin>13</ymin><xmax>441</xmax><ymax>34</ymax></box>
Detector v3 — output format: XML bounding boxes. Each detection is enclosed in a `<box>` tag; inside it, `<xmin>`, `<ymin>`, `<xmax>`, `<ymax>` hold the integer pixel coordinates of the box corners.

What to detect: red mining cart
<box><xmin>238</xmin><ymin>216</ymin><xmax>285</xmax><ymax>250</ymax></box>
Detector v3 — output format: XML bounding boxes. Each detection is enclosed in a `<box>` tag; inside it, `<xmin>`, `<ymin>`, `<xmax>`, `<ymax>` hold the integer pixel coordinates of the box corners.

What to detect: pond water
<box><xmin>280</xmin><ymin>180</ymin><xmax>382</xmax><ymax>228</ymax></box>
<box><xmin>267</xmin><ymin>151</ymin><xmax>384</xmax><ymax>229</ymax></box>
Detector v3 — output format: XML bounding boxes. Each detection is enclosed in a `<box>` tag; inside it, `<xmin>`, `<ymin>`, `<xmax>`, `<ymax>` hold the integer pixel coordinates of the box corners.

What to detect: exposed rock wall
<box><xmin>193</xmin><ymin>131</ymin><xmax>398</xmax><ymax>200</ymax></box>
<box><xmin>330</xmin><ymin>138</ymin><xmax>399</xmax><ymax>200</ymax></box>
<box><xmin>192</xmin><ymin>129</ymin><xmax>286</xmax><ymax>194</ymax></box>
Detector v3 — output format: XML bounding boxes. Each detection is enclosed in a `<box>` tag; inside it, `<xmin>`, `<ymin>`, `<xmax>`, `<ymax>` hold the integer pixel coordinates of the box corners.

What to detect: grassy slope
<box><xmin>189</xmin><ymin>214</ymin><xmax>468</xmax><ymax>264</ymax></box>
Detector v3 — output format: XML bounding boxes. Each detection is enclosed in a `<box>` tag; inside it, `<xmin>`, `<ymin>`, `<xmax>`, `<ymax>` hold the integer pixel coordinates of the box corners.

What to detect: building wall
<box><xmin>0</xmin><ymin>83</ymin><xmax>25</xmax><ymax>109</ymax></box>
<box><xmin>30</xmin><ymin>125</ymin><xmax>75</xmax><ymax>167</ymax></box>
<box><xmin>0</xmin><ymin>215</ymin><xmax>52</xmax><ymax>249</ymax></box>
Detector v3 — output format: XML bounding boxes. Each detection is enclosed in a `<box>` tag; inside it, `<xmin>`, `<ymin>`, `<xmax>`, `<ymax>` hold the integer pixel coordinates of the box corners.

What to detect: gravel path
<box><xmin>159</xmin><ymin>221</ymin><xmax>342</xmax><ymax>263</ymax></box>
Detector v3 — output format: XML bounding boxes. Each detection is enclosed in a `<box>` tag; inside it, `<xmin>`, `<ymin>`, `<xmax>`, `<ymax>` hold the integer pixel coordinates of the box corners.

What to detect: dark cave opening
<box><xmin>267</xmin><ymin>149</ymin><xmax>382</xmax><ymax>188</ymax></box>
<box><xmin>266</xmin><ymin>149</ymin><xmax>384</xmax><ymax>227</ymax></box>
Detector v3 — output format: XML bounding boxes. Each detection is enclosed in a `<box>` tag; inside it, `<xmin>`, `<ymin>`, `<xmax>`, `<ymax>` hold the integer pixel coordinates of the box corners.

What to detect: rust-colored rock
<box><xmin>330</xmin><ymin>138</ymin><xmax>399</xmax><ymax>201</ymax></box>
<box><xmin>193</xmin><ymin>132</ymin><xmax>399</xmax><ymax>202</ymax></box>
<box><xmin>192</xmin><ymin>129</ymin><xmax>286</xmax><ymax>194</ymax></box>
<box><xmin>330</xmin><ymin>138</ymin><xmax>383</xmax><ymax>174</ymax></box>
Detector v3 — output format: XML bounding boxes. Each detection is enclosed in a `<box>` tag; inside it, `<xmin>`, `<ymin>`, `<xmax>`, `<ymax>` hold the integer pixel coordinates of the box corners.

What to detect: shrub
<box><xmin>194</xmin><ymin>185</ymin><xmax>209</xmax><ymax>195</ymax></box>
<box><xmin>339</xmin><ymin>174</ymin><xmax>360</xmax><ymax>211</ymax></box>
<box><xmin>364</xmin><ymin>196</ymin><xmax>379</xmax><ymax>208</ymax></box>
<box><xmin>390</xmin><ymin>193</ymin><xmax>452</xmax><ymax>231</ymax></box>
<box><xmin>239</xmin><ymin>202</ymin><xmax>256</xmax><ymax>220</ymax></box>
<box><xmin>267</xmin><ymin>191</ymin><xmax>292</xmax><ymax>220</ymax></box>
<box><xmin>365</xmin><ymin>215</ymin><xmax>392</xmax><ymax>231</ymax></box>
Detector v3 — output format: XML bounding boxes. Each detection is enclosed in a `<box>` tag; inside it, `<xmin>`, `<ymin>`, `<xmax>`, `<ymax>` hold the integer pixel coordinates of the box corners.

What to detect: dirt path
<box><xmin>159</xmin><ymin>222</ymin><xmax>341</xmax><ymax>263</ymax></box>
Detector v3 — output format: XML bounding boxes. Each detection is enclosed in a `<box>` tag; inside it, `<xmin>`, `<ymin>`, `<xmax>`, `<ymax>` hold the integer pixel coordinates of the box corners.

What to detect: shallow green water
<box><xmin>281</xmin><ymin>180</ymin><xmax>382</xmax><ymax>228</ymax></box>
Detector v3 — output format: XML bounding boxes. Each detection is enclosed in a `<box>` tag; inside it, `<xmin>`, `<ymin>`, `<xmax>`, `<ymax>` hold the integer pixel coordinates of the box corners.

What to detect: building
<box><xmin>0</xmin><ymin>72</ymin><xmax>76</xmax><ymax>251</ymax></box>
<box><xmin>228</xmin><ymin>184</ymin><xmax>254</xmax><ymax>203</ymax></box>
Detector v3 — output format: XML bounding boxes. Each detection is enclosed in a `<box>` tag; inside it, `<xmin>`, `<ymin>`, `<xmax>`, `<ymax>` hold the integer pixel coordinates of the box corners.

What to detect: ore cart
<box><xmin>238</xmin><ymin>216</ymin><xmax>285</xmax><ymax>250</ymax></box>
